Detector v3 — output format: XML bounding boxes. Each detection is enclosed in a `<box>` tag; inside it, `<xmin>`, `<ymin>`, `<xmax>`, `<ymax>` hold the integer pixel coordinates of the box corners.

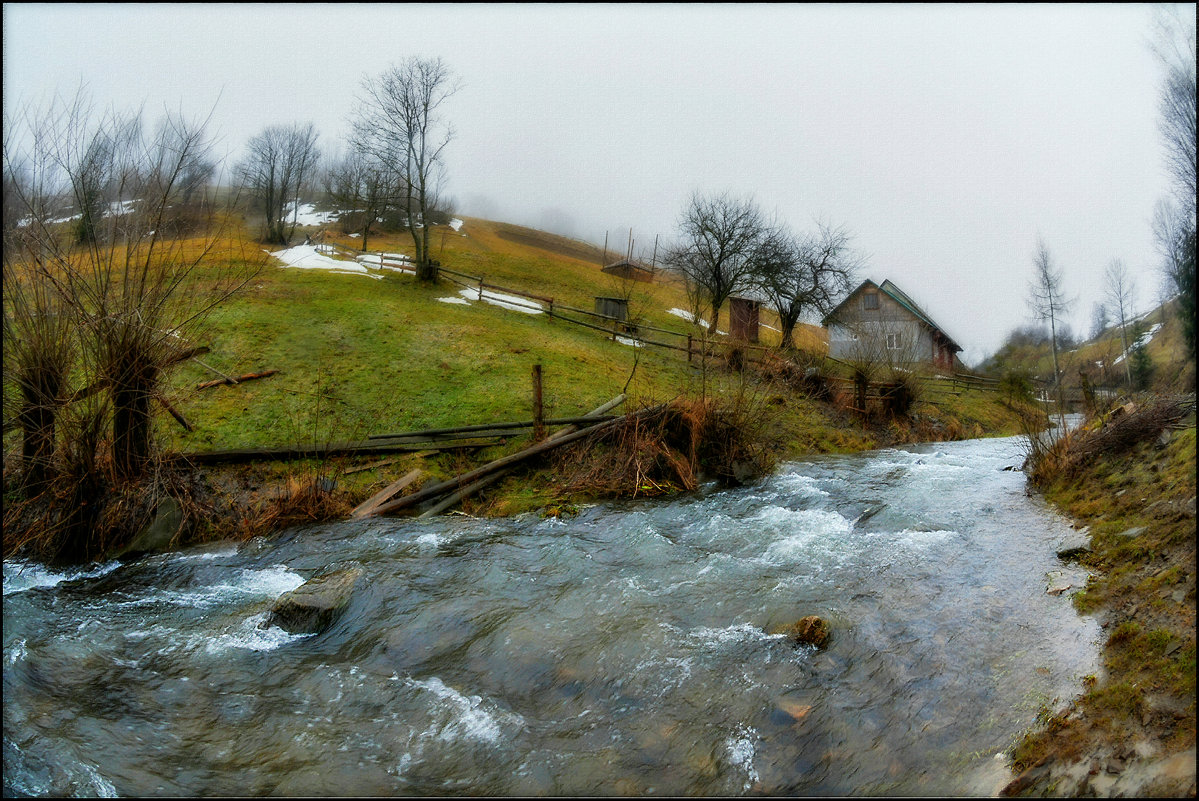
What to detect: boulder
<box><xmin>268</xmin><ymin>567</ymin><xmax>363</xmax><ymax>634</ymax></box>
<box><xmin>119</xmin><ymin>496</ymin><xmax>184</xmax><ymax>558</ymax></box>
<box><xmin>773</xmin><ymin>615</ymin><xmax>832</xmax><ymax>649</ymax></box>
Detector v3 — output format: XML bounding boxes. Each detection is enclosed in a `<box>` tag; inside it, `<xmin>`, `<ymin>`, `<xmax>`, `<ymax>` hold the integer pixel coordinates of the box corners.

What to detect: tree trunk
<box><xmin>112</xmin><ymin>360</ymin><xmax>157</xmax><ymax>481</ymax></box>
<box><xmin>19</xmin><ymin>400</ymin><xmax>55</xmax><ymax>492</ymax></box>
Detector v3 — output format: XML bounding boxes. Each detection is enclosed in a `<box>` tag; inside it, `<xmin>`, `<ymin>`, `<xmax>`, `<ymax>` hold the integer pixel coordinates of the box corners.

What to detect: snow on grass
<box><xmin>616</xmin><ymin>335</ymin><xmax>643</xmax><ymax>348</ymax></box>
<box><xmin>354</xmin><ymin>252</ymin><xmax>415</xmax><ymax>275</ymax></box>
<box><xmin>449</xmin><ymin>217</ymin><xmax>463</xmax><ymax>231</ymax></box>
<box><xmin>457</xmin><ymin>287</ymin><xmax>542</xmax><ymax>314</ymax></box>
<box><xmin>283</xmin><ymin>201</ymin><xmax>339</xmax><ymax>227</ymax></box>
<box><xmin>269</xmin><ymin>244</ymin><xmax>382</xmax><ymax>279</ymax></box>
<box><xmin>667</xmin><ymin>307</ymin><xmax>708</xmax><ymax>328</ymax></box>
<box><xmin>437</xmin><ymin>296</ymin><xmax>471</xmax><ymax>306</ymax></box>
<box><xmin>1113</xmin><ymin>323</ymin><xmax>1162</xmax><ymax>365</ymax></box>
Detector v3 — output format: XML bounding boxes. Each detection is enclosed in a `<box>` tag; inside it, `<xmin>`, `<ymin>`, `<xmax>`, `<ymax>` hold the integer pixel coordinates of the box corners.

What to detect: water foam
<box><xmin>408</xmin><ymin>676</ymin><xmax>522</xmax><ymax>744</ymax></box>
<box><xmin>2</xmin><ymin>560</ymin><xmax>121</xmax><ymax>595</ymax></box>
<box><xmin>726</xmin><ymin>722</ymin><xmax>761</xmax><ymax>790</ymax></box>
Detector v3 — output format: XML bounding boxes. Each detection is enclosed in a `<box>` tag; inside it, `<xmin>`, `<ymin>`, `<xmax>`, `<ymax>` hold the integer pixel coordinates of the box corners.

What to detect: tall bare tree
<box><xmin>1151</xmin><ymin>7</ymin><xmax>1196</xmax><ymax>359</ymax></box>
<box><xmin>663</xmin><ymin>191</ymin><xmax>766</xmax><ymax>333</ymax></box>
<box><xmin>354</xmin><ymin>57</ymin><xmax>459</xmax><ymax>280</ymax></box>
<box><xmin>1104</xmin><ymin>258</ymin><xmax>1136</xmax><ymax>388</ymax></box>
<box><xmin>238</xmin><ymin>122</ymin><xmax>320</xmax><ymax>246</ymax></box>
<box><xmin>1026</xmin><ymin>238</ymin><xmax>1074</xmax><ymax>428</ymax></box>
<box><xmin>753</xmin><ymin>220</ymin><xmax>860</xmax><ymax>350</ymax></box>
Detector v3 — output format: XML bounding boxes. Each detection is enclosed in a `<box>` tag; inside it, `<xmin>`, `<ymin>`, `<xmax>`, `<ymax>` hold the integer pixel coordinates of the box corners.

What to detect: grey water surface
<box><xmin>3</xmin><ymin>434</ymin><xmax>1100</xmax><ymax>796</ymax></box>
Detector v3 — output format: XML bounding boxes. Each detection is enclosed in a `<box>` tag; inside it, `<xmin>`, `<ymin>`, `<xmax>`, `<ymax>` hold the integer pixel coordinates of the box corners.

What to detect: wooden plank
<box><xmin>350</xmin><ymin>469</ymin><xmax>424</xmax><ymax>519</ymax></box>
<box><xmin>369</xmin><ymin>415</ymin><xmax>616</xmax><ymax>441</ymax></box>
<box><xmin>178</xmin><ymin>438</ymin><xmax>500</xmax><ymax>465</ymax></box>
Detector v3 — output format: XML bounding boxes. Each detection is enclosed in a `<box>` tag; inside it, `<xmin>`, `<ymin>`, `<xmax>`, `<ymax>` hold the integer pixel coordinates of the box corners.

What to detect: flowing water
<box><xmin>3</xmin><ymin>434</ymin><xmax>1100</xmax><ymax>796</ymax></box>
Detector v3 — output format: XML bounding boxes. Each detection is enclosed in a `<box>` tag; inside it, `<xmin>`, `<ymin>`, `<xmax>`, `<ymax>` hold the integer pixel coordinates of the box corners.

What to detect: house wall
<box><xmin>827</xmin><ymin>286</ymin><xmax>939</xmax><ymax>365</ymax></box>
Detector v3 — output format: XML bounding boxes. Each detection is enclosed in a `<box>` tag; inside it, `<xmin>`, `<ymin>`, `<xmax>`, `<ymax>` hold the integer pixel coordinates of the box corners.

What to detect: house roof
<box><xmin>602</xmin><ymin>258</ymin><xmax>654</xmax><ymax>273</ymax></box>
<box><xmin>822</xmin><ymin>278</ymin><xmax>963</xmax><ymax>353</ymax></box>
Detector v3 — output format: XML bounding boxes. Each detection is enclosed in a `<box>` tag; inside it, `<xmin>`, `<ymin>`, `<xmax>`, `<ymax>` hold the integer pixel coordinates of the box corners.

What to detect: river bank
<box><xmin>1002</xmin><ymin>401</ymin><xmax>1196</xmax><ymax>797</ymax></box>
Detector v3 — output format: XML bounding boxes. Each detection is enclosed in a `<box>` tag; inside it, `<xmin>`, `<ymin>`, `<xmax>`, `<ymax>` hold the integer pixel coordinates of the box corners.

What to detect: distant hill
<box><xmin>979</xmin><ymin>296</ymin><xmax>1193</xmax><ymax>394</ymax></box>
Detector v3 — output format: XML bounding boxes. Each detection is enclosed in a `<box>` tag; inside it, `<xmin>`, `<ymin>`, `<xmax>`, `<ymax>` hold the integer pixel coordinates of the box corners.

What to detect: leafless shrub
<box><xmin>554</xmin><ymin>395</ymin><xmax>775</xmax><ymax>498</ymax></box>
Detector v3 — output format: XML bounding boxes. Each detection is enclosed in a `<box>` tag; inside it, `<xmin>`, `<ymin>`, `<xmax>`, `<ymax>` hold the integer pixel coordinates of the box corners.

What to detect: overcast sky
<box><xmin>4</xmin><ymin>3</ymin><xmax>1193</xmax><ymax>365</ymax></box>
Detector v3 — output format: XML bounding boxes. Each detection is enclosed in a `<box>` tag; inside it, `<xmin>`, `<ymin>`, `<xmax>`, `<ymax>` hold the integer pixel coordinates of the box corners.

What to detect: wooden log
<box><xmin>350</xmin><ymin>469</ymin><xmax>424</xmax><ymax>519</ymax></box>
<box><xmin>379</xmin><ymin>398</ymin><xmax>648</xmax><ymax>518</ymax></box>
<box><xmin>178</xmin><ymin>438</ymin><xmax>500</xmax><ymax>466</ymax></box>
<box><xmin>369</xmin><ymin>414</ymin><xmax>618</xmax><ymax>441</ymax></box>
<box><xmin>196</xmin><ymin>369</ymin><xmax>279</xmax><ymax>391</ymax></box>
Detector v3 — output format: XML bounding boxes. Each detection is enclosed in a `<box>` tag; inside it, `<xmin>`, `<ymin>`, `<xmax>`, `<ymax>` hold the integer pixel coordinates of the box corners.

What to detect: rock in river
<box><xmin>773</xmin><ymin>615</ymin><xmax>832</xmax><ymax>649</ymax></box>
<box><xmin>268</xmin><ymin>567</ymin><xmax>363</xmax><ymax>634</ymax></box>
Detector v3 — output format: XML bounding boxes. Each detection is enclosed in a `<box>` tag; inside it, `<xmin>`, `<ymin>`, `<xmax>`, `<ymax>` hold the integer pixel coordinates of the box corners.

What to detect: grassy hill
<box><xmin>161</xmin><ymin>215</ymin><xmax>831</xmax><ymax>455</ymax></box>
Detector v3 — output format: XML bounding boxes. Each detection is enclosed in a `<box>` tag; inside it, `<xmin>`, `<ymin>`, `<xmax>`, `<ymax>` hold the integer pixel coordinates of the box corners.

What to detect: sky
<box><xmin>4</xmin><ymin>3</ymin><xmax>1193</xmax><ymax>366</ymax></box>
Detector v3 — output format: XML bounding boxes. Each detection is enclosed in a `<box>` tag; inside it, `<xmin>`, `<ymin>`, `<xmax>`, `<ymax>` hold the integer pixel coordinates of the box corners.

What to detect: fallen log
<box><xmin>196</xmin><ymin>369</ymin><xmax>279</xmax><ymax>390</ymax></box>
<box><xmin>376</xmin><ymin>397</ymin><xmax>646</xmax><ymax>518</ymax></box>
<box><xmin>368</xmin><ymin>414</ymin><xmax>617</xmax><ymax>441</ymax></box>
<box><xmin>177</xmin><ymin>438</ymin><xmax>500</xmax><ymax>466</ymax></box>
<box><xmin>350</xmin><ymin>468</ymin><xmax>424</xmax><ymax>519</ymax></box>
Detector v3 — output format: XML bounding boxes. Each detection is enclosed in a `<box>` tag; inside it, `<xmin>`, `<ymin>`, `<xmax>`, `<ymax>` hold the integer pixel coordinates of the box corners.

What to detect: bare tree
<box><xmin>1104</xmin><ymin>258</ymin><xmax>1137</xmax><ymax>388</ymax></box>
<box><xmin>1150</xmin><ymin>7</ymin><xmax>1197</xmax><ymax>360</ymax></box>
<box><xmin>354</xmin><ymin>57</ymin><xmax>459</xmax><ymax>281</ymax></box>
<box><xmin>662</xmin><ymin>191</ymin><xmax>766</xmax><ymax>334</ymax></box>
<box><xmin>237</xmin><ymin>122</ymin><xmax>321</xmax><ymax>246</ymax></box>
<box><xmin>1026</xmin><ymin>238</ymin><xmax>1074</xmax><ymax>428</ymax></box>
<box><xmin>753</xmin><ymin>220</ymin><xmax>860</xmax><ymax>350</ymax></box>
<box><xmin>4</xmin><ymin>90</ymin><xmax>261</xmax><ymax>486</ymax></box>
<box><xmin>322</xmin><ymin>148</ymin><xmax>400</xmax><ymax>251</ymax></box>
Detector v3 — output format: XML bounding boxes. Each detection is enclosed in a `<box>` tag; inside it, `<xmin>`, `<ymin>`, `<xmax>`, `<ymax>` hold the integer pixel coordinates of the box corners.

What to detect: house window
<box><xmin>862</xmin><ymin>292</ymin><xmax>879</xmax><ymax>310</ymax></box>
<box><xmin>886</xmin><ymin>333</ymin><xmax>902</xmax><ymax>350</ymax></box>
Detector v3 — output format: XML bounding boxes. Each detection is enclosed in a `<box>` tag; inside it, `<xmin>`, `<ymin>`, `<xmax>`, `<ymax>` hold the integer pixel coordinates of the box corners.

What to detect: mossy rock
<box><xmin>772</xmin><ymin>615</ymin><xmax>832</xmax><ymax>649</ymax></box>
<box><xmin>268</xmin><ymin>566</ymin><xmax>363</xmax><ymax>634</ymax></box>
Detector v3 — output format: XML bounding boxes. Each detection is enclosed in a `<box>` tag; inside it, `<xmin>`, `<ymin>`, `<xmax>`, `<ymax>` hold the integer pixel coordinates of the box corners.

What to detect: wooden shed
<box><xmin>729</xmin><ymin>296</ymin><xmax>761</xmax><ymax>343</ymax></box>
<box><xmin>594</xmin><ymin>296</ymin><xmax>629</xmax><ymax>321</ymax></box>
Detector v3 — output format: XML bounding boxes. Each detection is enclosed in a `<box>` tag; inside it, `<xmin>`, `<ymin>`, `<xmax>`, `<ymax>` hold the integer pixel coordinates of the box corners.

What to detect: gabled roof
<box><xmin>822</xmin><ymin>278</ymin><xmax>962</xmax><ymax>353</ymax></box>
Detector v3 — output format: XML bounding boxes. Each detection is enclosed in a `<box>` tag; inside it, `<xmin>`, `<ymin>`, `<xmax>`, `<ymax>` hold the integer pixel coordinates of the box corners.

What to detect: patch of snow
<box><xmin>283</xmin><ymin>201</ymin><xmax>339</xmax><ymax>227</ymax></box>
<box><xmin>457</xmin><ymin>287</ymin><xmax>543</xmax><ymax>315</ymax></box>
<box><xmin>1113</xmin><ymin>323</ymin><xmax>1162</xmax><ymax>365</ymax></box>
<box><xmin>448</xmin><ymin>217</ymin><xmax>463</xmax><ymax>231</ymax></box>
<box><xmin>108</xmin><ymin>199</ymin><xmax>138</xmax><ymax>216</ymax></box>
<box><xmin>348</xmin><ymin>233</ymin><xmax>361</xmax><ymax>238</ymax></box>
<box><xmin>616</xmin><ymin>335</ymin><xmax>643</xmax><ymax>348</ymax></box>
<box><xmin>270</xmin><ymin>244</ymin><xmax>382</xmax><ymax>279</ymax></box>
<box><xmin>437</xmin><ymin>296</ymin><xmax>471</xmax><ymax>306</ymax></box>
<box><xmin>667</xmin><ymin>308</ymin><xmax>710</xmax><ymax>329</ymax></box>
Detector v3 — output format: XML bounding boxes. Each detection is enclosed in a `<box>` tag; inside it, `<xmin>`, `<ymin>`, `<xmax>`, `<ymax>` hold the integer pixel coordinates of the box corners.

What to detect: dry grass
<box><xmin>553</xmin><ymin>395</ymin><xmax>775</xmax><ymax>498</ymax></box>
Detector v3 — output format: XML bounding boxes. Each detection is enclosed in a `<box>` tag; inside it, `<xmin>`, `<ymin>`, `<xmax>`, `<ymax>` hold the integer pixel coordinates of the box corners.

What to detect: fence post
<box><xmin>478</xmin><ymin>276</ymin><xmax>485</xmax><ymax>300</ymax></box>
<box><xmin>687</xmin><ymin>333</ymin><xmax>693</xmax><ymax>363</ymax></box>
<box><xmin>532</xmin><ymin>364</ymin><xmax>545</xmax><ymax>442</ymax></box>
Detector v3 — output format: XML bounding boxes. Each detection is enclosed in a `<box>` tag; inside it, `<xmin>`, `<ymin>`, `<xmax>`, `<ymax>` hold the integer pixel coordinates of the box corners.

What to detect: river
<box><xmin>3</xmin><ymin>433</ymin><xmax>1100</xmax><ymax>796</ymax></box>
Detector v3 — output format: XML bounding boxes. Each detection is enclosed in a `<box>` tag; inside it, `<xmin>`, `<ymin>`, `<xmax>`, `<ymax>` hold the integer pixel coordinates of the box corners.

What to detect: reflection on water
<box><xmin>3</xmin><ymin>435</ymin><xmax>1100</xmax><ymax>796</ymax></box>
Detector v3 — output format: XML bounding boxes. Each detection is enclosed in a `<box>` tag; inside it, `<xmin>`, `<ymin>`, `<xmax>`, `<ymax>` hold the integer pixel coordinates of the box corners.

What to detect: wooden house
<box><xmin>822</xmin><ymin>279</ymin><xmax>962</xmax><ymax>371</ymax></box>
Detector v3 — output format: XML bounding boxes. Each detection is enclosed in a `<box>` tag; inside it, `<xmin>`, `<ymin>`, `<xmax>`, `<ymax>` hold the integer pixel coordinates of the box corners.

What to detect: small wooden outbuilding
<box><xmin>729</xmin><ymin>296</ymin><xmax>762</xmax><ymax>343</ymax></box>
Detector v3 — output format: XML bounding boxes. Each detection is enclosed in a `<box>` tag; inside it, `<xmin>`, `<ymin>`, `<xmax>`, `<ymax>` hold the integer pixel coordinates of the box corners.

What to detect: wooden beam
<box><xmin>350</xmin><ymin>469</ymin><xmax>424</xmax><ymax>519</ymax></box>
